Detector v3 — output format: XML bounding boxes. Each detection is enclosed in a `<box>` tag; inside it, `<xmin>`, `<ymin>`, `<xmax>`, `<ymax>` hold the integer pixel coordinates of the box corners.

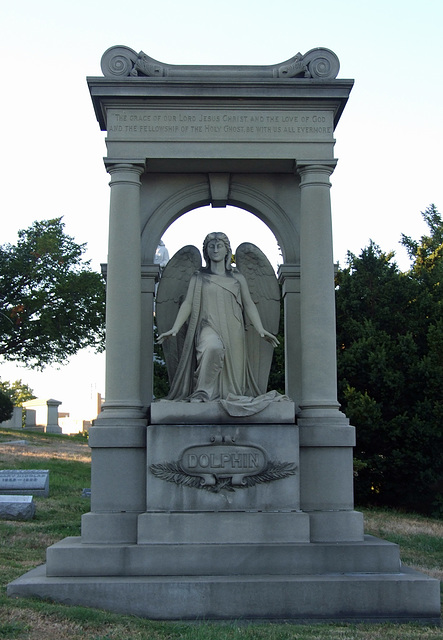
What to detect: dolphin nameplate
<box><xmin>181</xmin><ymin>444</ymin><xmax>267</xmax><ymax>486</ymax></box>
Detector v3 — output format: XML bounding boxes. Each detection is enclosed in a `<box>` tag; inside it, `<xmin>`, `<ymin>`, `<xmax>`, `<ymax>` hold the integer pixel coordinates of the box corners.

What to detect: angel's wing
<box><xmin>155</xmin><ymin>245</ymin><xmax>202</xmax><ymax>384</ymax></box>
<box><xmin>235</xmin><ymin>242</ymin><xmax>280</xmax><ymax>394</ymax></box>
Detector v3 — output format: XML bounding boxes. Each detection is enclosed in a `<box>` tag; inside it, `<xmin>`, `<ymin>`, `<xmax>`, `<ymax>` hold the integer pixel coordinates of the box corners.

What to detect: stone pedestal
<box><xmin>9</xmin><ymin>536</ymin><xmax>441</xmax><ymax>623</ymax></box>
<box><xmin>22</xmin><ymin>398</ymin><xmax>62</xmax><ymax>433</ymax></box>
<box><xmin>8</xmin><ymin>413</ymin><xmax>441</xmax><ymax>622</ymax></box>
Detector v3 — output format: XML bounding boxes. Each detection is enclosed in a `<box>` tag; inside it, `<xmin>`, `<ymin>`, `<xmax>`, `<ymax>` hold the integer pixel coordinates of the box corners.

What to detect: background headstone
<box><xmin>0</xmin><ymin>470</ymin><xmax>49</xmax><ymax>497</ymax></box>
<box><xmin>0</xmin><ymin>495</ymin><xmax>35</xmax><ymax>520</ymax></box>
<box><xmin>1</xmin><ymin>406</ymin><xmax>23</xmax><ymax>430</ymax></box>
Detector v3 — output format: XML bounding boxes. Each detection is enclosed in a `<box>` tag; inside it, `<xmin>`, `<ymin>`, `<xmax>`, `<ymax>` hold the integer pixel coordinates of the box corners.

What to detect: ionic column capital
<box><xmin>296</xmin><ymin>161</ymin><xmax>337</xmax><ymax>187</ymax></box>
<box><xmin>105</xmin><ymin>161</ymin><xmax>145</xmax><ymax>185</ymax></box>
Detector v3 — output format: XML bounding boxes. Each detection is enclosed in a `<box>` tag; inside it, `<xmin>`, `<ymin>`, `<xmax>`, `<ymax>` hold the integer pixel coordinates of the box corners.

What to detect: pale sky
<box><xmin>1</xmin><ymin>0</ymin><xmax>442</xmax><ymax>421</ymax></box>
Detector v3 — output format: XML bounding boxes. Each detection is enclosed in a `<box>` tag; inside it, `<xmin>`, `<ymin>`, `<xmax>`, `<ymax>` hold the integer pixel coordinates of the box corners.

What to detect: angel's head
<box><xmin>203</xmin><ymin>232</ymin><xmax>232</xmax><ymax>271</ymax></box>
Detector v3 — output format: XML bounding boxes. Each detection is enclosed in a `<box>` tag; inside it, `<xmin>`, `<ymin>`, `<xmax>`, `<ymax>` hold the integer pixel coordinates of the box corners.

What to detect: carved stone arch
<box><xmin>141</xmin><ymin>179</ymin><xmax>211</xmax><ymax>263</ymax></box>
<box><xmin>227</xmin><ymin>180</ymin><xmax>299</xmax><ymax>264</ymax></box>
<box><xmin>141</xmin><ymin>175</ymin><xmax>298</xmax><ymax>267</ymax></box>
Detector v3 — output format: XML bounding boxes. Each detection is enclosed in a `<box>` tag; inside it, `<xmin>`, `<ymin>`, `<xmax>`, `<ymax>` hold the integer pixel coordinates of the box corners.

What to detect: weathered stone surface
<box><xmin>8</xmin><ymin>563</ymin><xmax>441</xmax><ymax>624</ymax></box>
<box><xmin>45</xmin><ymin>535</ymin><xmax>401</xmax><ymax>577</ymax></box>
<box><xmin>0</xmin><ymin>470</ymin><xmax>49</xmax><ymax>497</ymax></box>
<box><xmin>156</xmin><ymin>236</ymin><xmax>280</xmax><ymax>407</ymax></box>
<box><xmin>150</xmin><ymin>400</ymin><xmax>296</xmax><ymax>424</ymax></box>
<box><xmin>146</xmin><ymin>423</ymin><xmax>300</xmax><ymax>513</ymax></box>
<box><xmin>100</xmin><ymin>45</ymin><xmax>341</xmax><ymax>80</ymax></box>
<box><xmin>0</xmin><ymin>495</ymin><xmax>35</xmax><ymax>520</ymax></box>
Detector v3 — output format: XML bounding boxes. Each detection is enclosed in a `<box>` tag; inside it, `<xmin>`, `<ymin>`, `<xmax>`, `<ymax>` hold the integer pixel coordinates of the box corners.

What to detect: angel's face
<box><xmin>207</xmin><ymin>239</ymin><xmax>228</xmax><ymax>263</ymax></box>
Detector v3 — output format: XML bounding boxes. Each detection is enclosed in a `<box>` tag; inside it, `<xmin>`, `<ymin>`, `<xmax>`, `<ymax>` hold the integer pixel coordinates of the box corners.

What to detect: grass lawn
<box><xmin>0</xmin><ymin>427</ymin><xmax>441</xmax><ymax>639</ymax></box>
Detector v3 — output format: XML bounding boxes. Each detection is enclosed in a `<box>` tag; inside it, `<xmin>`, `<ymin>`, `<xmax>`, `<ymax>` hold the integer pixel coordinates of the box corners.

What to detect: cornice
<box><xmin>99</xmin><ymin>45</ymin><xmax>341</xmax><ymax>80</ymax></box>
<box><xmin>87</xmin><ymin>46</ymin><xmax>354</xmax><ymax>132</ymax></box>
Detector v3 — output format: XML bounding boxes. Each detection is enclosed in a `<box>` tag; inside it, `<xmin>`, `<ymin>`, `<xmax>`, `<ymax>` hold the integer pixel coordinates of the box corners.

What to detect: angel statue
<box><xmin>156</xmin><ymin>232</ymin><xmax>285</xmax><ymax>416</ymax></box>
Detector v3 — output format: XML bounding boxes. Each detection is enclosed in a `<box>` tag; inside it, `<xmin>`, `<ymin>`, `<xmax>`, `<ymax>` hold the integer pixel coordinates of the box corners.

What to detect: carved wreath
<box><xmin>150</xmin><ymin>459</ymin><xmax>297</xmax><ymax>493</ymax></box>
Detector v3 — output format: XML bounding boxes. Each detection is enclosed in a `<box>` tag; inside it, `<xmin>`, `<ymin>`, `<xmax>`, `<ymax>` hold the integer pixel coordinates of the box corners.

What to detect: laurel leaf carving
<box><xmin>150</xmin><ymin>459</ymin><xmax>296</xmax><ymax>493</ymax></box>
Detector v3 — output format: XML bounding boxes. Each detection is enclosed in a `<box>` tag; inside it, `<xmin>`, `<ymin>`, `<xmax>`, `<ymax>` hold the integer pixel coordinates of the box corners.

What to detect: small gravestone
<box><xmin>0</xmin><ymin>495</ymin><xmax>35</xmax><ymax>520</ymax></box>
<box><xmin>0</xmin><ymin>470</ymin><xmax>49</xmax><ymax>497</ymax></box>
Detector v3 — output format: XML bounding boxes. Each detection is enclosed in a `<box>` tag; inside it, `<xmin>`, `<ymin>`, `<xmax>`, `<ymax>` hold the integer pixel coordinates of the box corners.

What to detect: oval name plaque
<box><xmin>182</xmin><ymin>444</ymin><xmax>266</xmax><ymax>477</ymax></box>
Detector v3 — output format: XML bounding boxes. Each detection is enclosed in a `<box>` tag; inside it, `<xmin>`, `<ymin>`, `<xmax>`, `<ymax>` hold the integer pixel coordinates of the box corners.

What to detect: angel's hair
<box><xmin>202</xmin><ymin>232</ymin><xmax>232</xmax><ymax>271</ymax></box>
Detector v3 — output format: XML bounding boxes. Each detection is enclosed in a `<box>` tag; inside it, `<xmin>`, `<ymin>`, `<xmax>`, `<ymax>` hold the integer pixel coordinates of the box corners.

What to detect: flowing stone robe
<box><xmin>167</xmin><ymin>270</ymin><xmax>261</xmax><ymax>402</ymax></box>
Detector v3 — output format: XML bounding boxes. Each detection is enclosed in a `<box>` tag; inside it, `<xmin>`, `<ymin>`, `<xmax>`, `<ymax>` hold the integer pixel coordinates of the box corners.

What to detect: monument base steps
<box><xmin>7</xmin><ymin>534</ymin><xmax>441</xmax><ymax>623</ymax></box>
<box><xmin>44</xmin><ymin>535</ymin><xmax>401</xmax><ymax>577</ymax></box>
<box><xmin>8</xmin><ymin>561</ymin><xmax>440</xmax><ymax>624</ymax></box>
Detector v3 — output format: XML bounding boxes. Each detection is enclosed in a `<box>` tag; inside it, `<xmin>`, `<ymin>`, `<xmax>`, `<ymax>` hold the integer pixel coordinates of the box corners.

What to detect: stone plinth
<box><xmin>8</xmin><ymin>562</ymin><xmax>441</xmax><ymax>624</ymax></box>
<box><xmin>22</xmin><ymin>398</ymin><xmax>62</xmax><ymax>433</ymax></box>
<box><xmin>44</xmin><ymin>535</ymin><xmax>400</xmax><ymax>578</ymax></box>
<box><xmin>150</xmin><ymin>399</ymin><xmax>296</xmax><ymax>424</ymax></box>
<box><xmin>146</xmin><ymin>422</ymin><xmax>300</xmax><ymax>512</ymax></box>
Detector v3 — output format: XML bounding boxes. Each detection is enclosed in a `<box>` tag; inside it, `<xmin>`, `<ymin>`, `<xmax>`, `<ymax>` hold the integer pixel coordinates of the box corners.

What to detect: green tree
<box><xmin>0</xmin><ymin>388</ymin><xmax>13</xmax><ymax>423</ymax></box>
<box><xmin>0</xmin><ymin>378</ymin><xmax>36</xmax><ymax>428</ymax></box>
<box><xmin>0</xmin><ymin>379</ymin><xmax>35</xmax><ymax>405</ymax></box>
<box><xmin>336</xmin><ymin>206</ymin><xmax>443</xmax><ymax>516</ymax></box>
<box><xmin>0</xmin><ymin>218</ymin><xmax>106</xmax><ymax>369</ymax></box>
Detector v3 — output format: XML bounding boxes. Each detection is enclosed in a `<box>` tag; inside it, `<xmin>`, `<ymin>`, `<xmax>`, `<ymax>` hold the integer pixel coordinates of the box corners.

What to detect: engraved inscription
<box><xmin>0</xmin><ymin>469</ymin><xmax>50</xmax><ymax>497</ymax></box>
<box><xmin>107</xmin><ymin>109</ymin><xmax>333</xmax><ymax>141</ymax></box>
<box><xmin>150</xmin><ymin>440</ymin><xmax>296</xmax><ymax>493</ymax></box>
<box><xmin>182</xmin><ymin>444</ymin><xmax>266</xmax><ymax>477</ymax></box>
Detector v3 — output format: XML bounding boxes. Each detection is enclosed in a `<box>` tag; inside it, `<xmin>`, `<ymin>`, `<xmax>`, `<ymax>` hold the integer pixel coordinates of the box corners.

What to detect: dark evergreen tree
<box><xmin>0</xmin><ymin>379</ymin><xmax>35</xmax><ymax>428</ymax></box>
<box><xmin>0</xmin><ymin>389</ymin><xmax>13</xmax><ymax>423</ymax></box>
<box><xmin>336</xmin><ymin>206</ymin><xmax>443</xmax><ymax>516</ymax></box>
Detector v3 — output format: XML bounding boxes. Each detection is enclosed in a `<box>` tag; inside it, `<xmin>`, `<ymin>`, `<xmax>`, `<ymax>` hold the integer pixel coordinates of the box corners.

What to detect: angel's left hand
<box><xmin>260</xmin><ymin>331</ymin><xmax>279</xmax><ymax>348</ymax></box>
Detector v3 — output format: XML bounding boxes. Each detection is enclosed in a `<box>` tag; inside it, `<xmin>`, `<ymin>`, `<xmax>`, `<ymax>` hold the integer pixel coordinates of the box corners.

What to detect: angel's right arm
<box><xmin>157</xmin><ymin>274</ymin><xmax>196</xmax><ymax>342</ymax></box>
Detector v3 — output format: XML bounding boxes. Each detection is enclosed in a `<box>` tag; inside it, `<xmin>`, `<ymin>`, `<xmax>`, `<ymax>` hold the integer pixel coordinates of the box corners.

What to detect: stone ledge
<box><xmin>8</xmin><ymin>563</ymin><xmax>441</xmax><ymax>623</ymax></box>
<box><xmin>137</xmin><ymin>511</ymin><xmax>310</xmax><ymax>544</ymax></box>
<box><xmin>89</xmin><ymin>425</ymin><xmax>147</xmax><ymax>448</ymax></box>
<box><xmin>81</xmin><ymin>512</ymin><xmax>140</xmax><ymax>544</ymax></box>
<box><xmin>299</xmin><ymin>425</ymin><xmax>356</xmax><ymax>447</ymax></box>
<box><xmin>45</xmin><ymin>535</ymin><xmax>402</xmax><ymax>578</ymax></box>
<box><xmin>306</xmin><ymin>510</ymin><xmax>364</xmax><ymax>542</ymax></box>
<box><xmin>150</xmin><ymin>400</ymin><xmax>296</xmax><ymax>424</ymax></box>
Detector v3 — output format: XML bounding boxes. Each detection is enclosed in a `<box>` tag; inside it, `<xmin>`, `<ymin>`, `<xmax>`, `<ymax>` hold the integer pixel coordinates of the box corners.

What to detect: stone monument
<box><xmin>8</xmin><ymin>46</ymin><xmax>441</xmax><ymax>623</ymax></box>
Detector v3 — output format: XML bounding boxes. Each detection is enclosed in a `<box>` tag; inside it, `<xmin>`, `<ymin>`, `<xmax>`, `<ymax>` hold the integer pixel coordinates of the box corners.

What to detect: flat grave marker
<box><xmin>0</xmin><ymin>470</ymin><xmax>49</xmax><ymax>497</ymax></box>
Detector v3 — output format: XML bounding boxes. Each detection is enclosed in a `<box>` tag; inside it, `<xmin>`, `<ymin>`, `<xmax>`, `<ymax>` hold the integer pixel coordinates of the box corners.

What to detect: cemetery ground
<box><xmin>0</xmin><ymin>427</ymin><xmax>441</xmax><ymax>640</ymax></box>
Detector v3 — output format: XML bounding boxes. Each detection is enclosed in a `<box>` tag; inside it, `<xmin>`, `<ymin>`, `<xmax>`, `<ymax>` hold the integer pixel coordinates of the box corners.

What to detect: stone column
<box><xmin>278</xmin><ymin>264</ymin><xmax>301</xmax><ymax>406</ymax></box>
<box><xmin>140</xmin><ymin>264</ymin><xmax>160</xmax><ymax>410</ymax></box>
<box><xmin>296</xmin><ymin>163</ymin><xmax>363</xmax><ymax>541</ymax></box>
<box><xmin>83</xmin><ymin>162</ymin><xmax>147</xmax><ymax>545</ymax></box>
<box><xmin>100</xmin><ymin>162</ymin><xmax>146</xmax><ymax>422</ymax></box>
<box><xmin>45</xmin><ymin>399</ymin><xmax>62</xmax><ymax>434</ymax></box>
<box><xmin>297</xmin><ymin>162</ymin><xmax>342</xmax><ymax>419</ymax></box>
